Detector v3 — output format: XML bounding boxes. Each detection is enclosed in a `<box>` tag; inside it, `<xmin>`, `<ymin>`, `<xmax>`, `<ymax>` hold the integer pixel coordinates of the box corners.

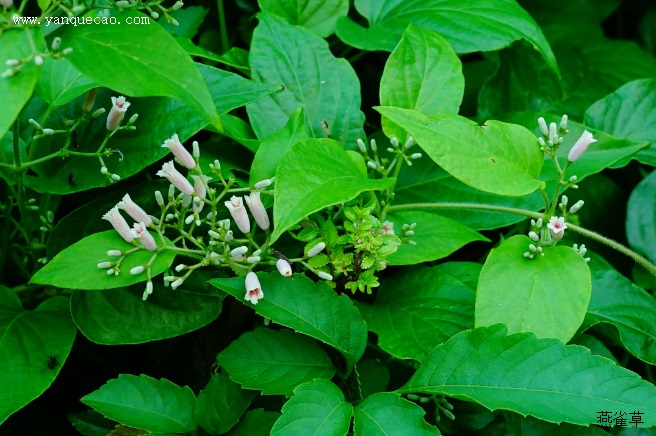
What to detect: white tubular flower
<box><xmin>244</xmin><ymin>272</ymin><xmax>263</xmax><ymax>305</ymax></box>
<box><xmin>381</xmin><ymin>220</ymin><xmax>394</xmax><ymax>235</ymax></box>
<box><xmin>130</xmin><ymin>266</ymin><xmax>144</xmax><ymax>275</ymax></box>
<box><xmin>117</xmin><ymin>193</ymin><xmax>152</xmax><ymax>227</ymax></box>
<box><xmin>307</xmin><ymin>242</ymin><xmax>326</xmax><ymax>258</ymax></box>
<box><xmin>276</xmin><ymin>259</ymin><xmax>292</xmax><ymax>277</ymax></box>
<box><xmin>547</xmin><ymin>216</ymin><xmax>568</xmax><ymax>240</ymax></box>
<box><xmin>102</xmin><ymin>206</ymin><xmax>134</xmax><ymax>243</ymax></box>
<box><xmin>156</xmin><ymin>161</ymin><xmax>194</xmax><ymax>195</ymax></box>
<box><xmin>191</xmin><ymin>175</ymin><xmax>210</xmax><ymax>212</ymax></box>
<box><xmin>106</xmin><ymin>96</ymin><xmax>130</xmax><ymax>131</ymax></box>
<box><xmin>224</xmin><ymin>196</ymin><xmax>250</xmax><ymax>234</ymax></box>
<box><xmin>244</xmin><ymin>192</ymin><xmax>270</xmax><ymax>230</ymax></box>
<box><xmin>568</xmin><ymin>130</ymin><xmax>597</xmax><ymax>162</ymax></box>
<box><xmin>131</xmin><ymin>222</ymin><xmax>157</xmax><ymax>251</ymax></box>
<box><xmin>537</xmin><ymin>117</ymin><xmax>548</xmax><ymax>137</ymax></box>
<box><xmin>162</xmin><ymin>133</ymin><xmax>196</xmax><ymax>170</ymax></box>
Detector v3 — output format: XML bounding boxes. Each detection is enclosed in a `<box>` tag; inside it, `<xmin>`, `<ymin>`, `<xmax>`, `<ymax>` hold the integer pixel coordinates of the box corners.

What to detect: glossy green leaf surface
<box><xmin>335</xmin><ymin>0</ymin><xmax>557</xmax><ymax>73</ymax></box>
<box><xmin>218</xmin><ymin>328</ymin><xmax>335</xmax><ymax>396</ymax></box>
<box><xmin>581</xmin><ymin>257</ymin><xmax>656</xmax><ymax>364</ymax></box>
<box><xmin>627</xmin><ymin>169</ymin><xmax>656</xmax><ymax>264</ymax></box>
<box><xmin>380</xmin><ymin>24</ymin><xmax>463</xmax><ymax>142</ymax></box>
<box><xmin>476</xmin><ymin>235</ymin><xmax>591</xmax><ymax>342</ymax></box>
<box><xmin>71</xmin><ymin>273</ymin><xmax>224</xmax><ymax>345</ymax></box>
<box><xmin>81</xmin><ymin>374</ymin><xmax>197</xmax><ymax>433</ymax></box>
<box><xmin>210</xmin><ymin>272</ymin><xmax>367</xmax><ymax>370</ymax></box>
<box><xmin>353</xmin><ymin>393</ymin><xmax>439</xmax><ymax>435</ymax></box>
<box><xmin>386</xmin><ymin>211</ymin><xmax>488</xmax><ymax>265</ymax></box>
<box><xmin>376</xmin><ymin>107</ymin><xmax>544</xmax><ymax>196</ymax></box>
<box><xmin>35</xmin><ymin>57</ymin><xmax>97</xmax><ymax>106</ymax></box>
<box><xmin>400</xmin><ymin>324</ymin><xmax>656</xmax><ymax>426</ymax></box>
<box><xmin>59</xmin><ymin>10</ymin><xmax>221</xmax><ymax>129</ymax></box>
<box><xmin>247</xmin><ymin>13</ymin><xmax>365</xmax><ymax>145</ymax></box>
<box><xmin>195</xmin><ymin>372</ymin><xmax>257</xmax><ymax>435</ymax></box>
<box><xmin>0</xmin><ymin>289</ymin><xmax>76</xmax><ymax>424</ymax></box>
<box><xmin>226</xmin><ymin>409</ymin><xmax>280</xmax><ymax>435</ymax></box>
<box><xmin>31</xmin><ymin>231</ymin><xmax>177</xmax><ymax>290</ymax></box>
<box><xmin>272</xmin><ymin>138</ymin><xmax>394</xmax><ymax>242</ymax></box>
<box><xmin>271</xmin><ymin>379</ymin><xmax>352</xmax><ymax>435</ymax></box>
<box><xmin>258</xmin><ymin>0</ymin><xmax>348</xmax><ymax>37</ymax></box>
<box><xmin>0</xmin><ymin>29</ymin><xmax>44</xmax><ymax>141</ymax></box>
<box><xmin>357</xmin><ymin>265</ymin><xmax>474</xmax><ymax>360</ymax></box>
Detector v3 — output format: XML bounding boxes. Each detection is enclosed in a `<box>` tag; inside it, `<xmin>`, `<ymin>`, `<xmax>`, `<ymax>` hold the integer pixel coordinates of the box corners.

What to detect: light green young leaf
<box><xmin>400</xmin><ymin>324</ymin><xmax>656</xmax><ymax>426</ymax></box>
<box><xmin>71</xmin><ymin>273</ymin><xmax>224</xmax><ymax>345</ymax></box>
<box><xmin>35</xmin><ymin>57</ymin><xmax>97</xmax><ymax>106</ymax></box>
<box><xmin>357</xmin><ymin>265</ymin><xmax>474</xmax><ymax>361</ymax></box>
<box><xmin>580</xmin><ymin>257</ymin><xmax>656</xmax><ymax>365</ymax></box>
<box><xmin>0</xmin><ymin>289</ymin><xmax>76</xmax><ymax>424</ymax></box>
<box><xmin>210</xmin><ymin>272</ymin><xmax>367</xmax><ymax>371</ymax></box>
<box><xmin>271</xmin><ymin>379</ymin><xmax>353</xmax><ymax>435</ymax></box>
<box><xmin>249</xmin><ymin>107</ymin><xmax>308</xmax><ymax>185</ymax></box>
<box><xmin>0</xmin><ymin>28</ymin><xmax>45</xmax><ymax>141</ymax></box>
<box><xmin>258</xmin><ymin>0</ymin><xmax>349</xmax><ymax>37</ymax></box>
<box><xmin>353</xmin><ymin>393</ymin><xmax>440</xmax><ymax>435</ymax></box>
<box><xmin>226</xmin><ymin>409</ymin><xmax>280</xmax><ymax>435</ymax></box>
<box><xmin>335</xmin><ymin>0</ymin><xmax>557</xmax><ymax>74</ymax></box>
<box><xmin>476</xmin><ymin>235</ymin><xmax>591</xmax><ymax>343</ymax></box>
<box><xmin>218</xmin><ymin>328</ymin><xmax>336</xmax><ymax>396</ymax></box>
<box><xmin>247</xmin><ymin>13</ymin><xmax>365</xmax><ymax>145</ymax></box>
<box><xmin>195</xmin><ymin>372</ymin><xmax>257</xmax><ymax>435</ymax></box>
<box><xmin>627</xmin><ymin>170</ymin><xmax>656</xmax><ymax>264</ymax></box>
<box><xmin>59</xmin><ymin>10</ymin><xmax>221</xmax><ymax>129</ymax></box>
<box><xmin>386</xmin><ymin>211</ymin><xmax>488</xmax><ymax>265</ymax></box>
<box><xmin>81</xmin><ymin>374</ymin><xmax>197</xmax><ymax>433</ymax></box>
<box><xmin>585</xmin><ymin>79</ymin><xmax>656</xmax><ymax>167</ymax></box>
<box><xmin>31</xmin><ymin>231</ymin><xmax>177</xmax><ymax>290</ymax></box>
<box><xmin>272</xmin><ymin>138</ymin><xmax>394</xmax><ymax>242</ymax></box>
<box><xmin>376</xmin><ymin>107</ymin><xmax>544</xmax><ymax>196</ymax></box>
<box><xmin>380</xmin><ymin>24</ymin><xmax>464</xmax><ymax>142</ymax></box>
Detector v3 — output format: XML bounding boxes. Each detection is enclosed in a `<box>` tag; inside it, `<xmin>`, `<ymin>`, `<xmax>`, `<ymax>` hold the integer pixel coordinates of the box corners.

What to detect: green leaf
<box><xmin>627</xmin><ymin>170</ymin><xmax>656</xmax><ymax>265</ymax></box>
<box><xmin>31</xmin><ymin>231</ymin><xmax>177</xmax><ymax>290</ymax></box>
<box><xmin>0</xmin><ymin>288</ymin><xmax>76</xmax><ymax>424</ymax></box>
<box><xmin>585</xmin><ymin>79</ymin><xmax>656</xmax><ymax>167</ymax></box>
<box><xmin>480</xmin><ymin>38</ymin><xmax>656</xmax><ymax>120</ymax></box>
<box><xmin>476</xmin><ymin>235</ymin><xmax>591</xmax><ymax>342</ymax></box>
<box><xmin>357</xmin><ymin>359</ymin><xmax>390</xmax><ymax>398</ymax></box>
<box><xmin>272</xmin><ymin>138</ymin><xmax>395</xmax><ymax>242</ymax></box>
<box><xmin>356</xmin><ymin>265</ymin><xmax>474</xmax><ymax>360</ymax></box>
<box><xmin>59</xmin><ymin>10</ymin><xmax>221</xmax><ymax>129</ymax></box>
<box><xmin>249</xmin><ymin>107</ymin><xmax>309</xmax><ymax>185</ymax></box>
<box><xmin>506</xmin><ymin>112</ymin><xmax>649</xmax><ymax>185</ymax></box>
<box><xmin>376</xmin><ymin>107</ymin><xmax>544</xmax><ymax>196</ymax></box>
<box><xmin>81</xmin><ymin>374</ymin><xmax>197</xmax><ymax>433</ymax></box>
<box><xmin>335</xmin><ymin>0</ymin><xmax>557</xmax><ymax>74</ymax></box>
<box><xmin>394</xmin><ymin>157</ymin><xmax>544</xmax><ymax>230</ymax></box>
<box><xmin>67</xmin><ymin>410</ymin><xmax>117</xmax><ymax>436</ymax></box>
<box><xmin>580</xmin><ymin>257</ymin><xmax>656</xmax><ymax>365</ymax></box>
<box><xmin>24</xmin><ymin>64</ymin><xmax>277</xmax><ymax>194</ymax></box>
<box><xmin>505</xmin><ymin>414</ymin><xmax>609</xmax><ymax>436</ymax></box>
<box><xmin>353</xmin><ymin>393</ymin><xmax>440</xmax><ymax>435</ymax></box>
<box><xmin>158</xmin><ymin>6</ymin><xmax>208</xmax><ymax>39</ymax></box>
<box><xmin>218</xmin><ymin>328</ymin><xmax>336</xmax><ymax>396</ymax></box>
<box><xmin>380</xmin><ymin>24</ymin><xmax>464</xmax><ymax>142</ymax></box>
<box><xmin>34</xmin><ymin>58</ymin><xmax>97</xmax><ymax>106</ymax></box>
<box><xmin>71</xmin><ymin>273</ymin><xmax>224</xmax><ymax>345</ymax></box>
<box><xmin>195</xmin><ymin>372</ymin><xmax>257</xmax><ymax>435</ymax></box>
<box><xmin>258</xmin><ymin>0</ymin><xmax>349</xmax><ymax>37</ymax></box>
<box><xmin>271</xmin><ymin>379</ymin><xmax>353</xmax><ymax>435</ymax></box>
<box><xmin>225</xmin><ymin>409</ymin><xmax>280</xmax><ymax>435</ymax></box>
<box><xmin>400</xmin><ymin>324</ymin><xmax>656</xmax><ymax>426</ymax></box>
<box><xmin>386</xmin><ymin>211</ymin><xmax>488</xmax><ymax>265</ymax></box>
<box><xmin>0</xmin><ymin>28</ymin><xmax>45</xmax><ymax>140</ymax></box>
<box><xmin>210</xmin><ymin>272</ymin><xmax>367</xmax><ymax>371</ymax></box>
<box><xmin>247</xmin><ymin>13</ymin><xmax>365</xmax><ymax>145</ymax></box>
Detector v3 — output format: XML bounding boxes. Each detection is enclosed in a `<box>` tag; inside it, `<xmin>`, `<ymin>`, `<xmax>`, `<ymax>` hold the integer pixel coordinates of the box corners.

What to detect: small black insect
<box><xmin>45</xmin><ymin>355</ymin><xmax>58</xmax><ymax>370</ymax></box>
<box><xmin>320</xmin><ymin>120</ymin><xmax>331</xmax><ymax>138</ymax></box>
<box><xmin>71</xmin><ymin>129</ymin><xmax>78</xmax><ymax>150</ymax></box>
<box><xmin>67</xmin><ymin>171</ymin><xmax>75</xmax><ymax>185</ymax></box>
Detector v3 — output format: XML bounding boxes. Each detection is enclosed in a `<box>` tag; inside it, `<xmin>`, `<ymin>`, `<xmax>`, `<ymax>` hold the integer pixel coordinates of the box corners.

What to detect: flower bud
<box><xmin>156</xmin><ymin>161</ymin><xmax>194</xmax><ymax>195</ymax></box>
<box><xmin>192</xmin><ymin>140</ymin><xmax>199</xmax><ymax>158</ymax></box>
<box><xmin>146</xmin><ymin>281</ymin><xmax>153</xmax><ymax>295</ymax></box>
<box><xmin>5</xmin><ymin>59</ymin><xmax>19</xmax><ymax>66</ymax></box>
<box><xmin>357</xmin><ymin>138</ymin><xmax>367</xmax><ymax>153</ymax></box>
<box><xmin>51</xmin><ymin>37</ymin><xmax>61</xmax><ymax>51</ymax></box>
<box><xmin>244</xmin><ymin>191</ymin><xmax>270</xmax><ymax>230</ymax></box>
<box><xmin>162</xmin><ymin>133</ymin><xmax>195</xmax><ymax>169</ymax></box>
<box><xmin>247</xmin><ymin>256</ymin><xmax>261</xmax><ymax>264</ymax></box>
<box><xmin>29</xmin><ymin>118</ymin><xmax>41</xmax><ymax>130</ymax></box>
<box><xmin>317</xmin><ymin>271</ymin><xmax>333</xmax><ymax>280</ymax></box>
<box><xmin>171</xmin><ymin>0</ymin><xmax>183</xmax><ymax>10</ymax></box>
<box><xmin>569</xmin><ymin>200</ymin><xmax>584</xmax><ymax>214</ymax></box>
<box><xmin>559</xmin><ymin>114</ymin><xmax>568</xmax><ymax>132</ymax></box>
<box><xmin>208</xmin><ymin>230</ymin><xmax>220</xmax><ymax>239</ymax></box>
<box><xmin>0</xmin><ymin>0</ymin><xmax>13</xmax><ymax>8</ymax></box>
<box><xmin>97</xmin><ymin>262</ymin><xmax>112</xmax><ymax>269</ymax></box>
<box><xmin>537</xmin><ymin>117</ymin><xmax>548</xmax><ymax>137</ymax></box>
<box><xmin>118</xmin><ymin>193</ymin><xmax>152</xmax><ymax>226</ymax></box>
<box><xmin>307</xmin><ymin>242</ymin><xmax>326</xmax><ymax>258</ymax></box>
<box><xmin>567</xmin><ymin>130</ymin><xmax>597</xmax><ymax>162</ymax></box>
<box><xmin>91</xmin><ymin>107</ymin><xmax>105</xmax><ymax>118</ymax></box>
<box><xmin>151</xmin><ymin>11</ymin><xmax>159</xmax><ymax>19</ymax></box>
<box><xmin>171</xmin><ymin>278</ymin><xmax>183</xmax><ymax>290</ymax></box>
<box><xmin>254</xmin><ymin>178</ymin><xmax>272</xmax><ymax>190</ymax></box>
<box><xmin>175</xmin><ymin>264</ymin><xmax>185</xmax><ymax>272</ymax></box>
<box><xmin>42</xmin><ymin>128</ymin><xmax>54</xmax><ymax>135</ymax></box>
<box><xmin>111</xmin><ymin>174</ymin><xmax>121</xmax><ymax>181</ymax></box>
<box><xmin>128</xmin><ymin>113</ymin><xmax>138</xmax><ymax>124</ymax></box>
<box><xmin>528</xmin><ymin>231</ymin><xmax>539</xmax><ymax>242</ymax></box>
<box><xmin>410</xmin><ymin>153</ymin><xmax>422</xmax><ymax>159</ymax></box>
<box><xmin>231</xmin><ymin>246</ymin><xmax>248</xmax><ymax>258</ymax></box>
<box><xmin>130</xmin><ymin>266</ymin><xmax>144</xmax><ymax>275</ymax></box>
<box><xmin>34</xmin><ymin>55</ymin><xmax>43</xmax><ymax>66</ymax></box>
<box><xmin>548</xmin><ymin>122</ymin><xmax>558</xmax><ymax>144</ymax></box>
<box><xmin>276</xmin><ymin>259</ymin><xmax>292</xmax><ymax>277</ymax></box>
<box><xmin>106</xmin><ymin>96</ymin><xmax>130</xmax><ymax>131</ymax></box>
<box><xmin>107</xmin><ymin>250</ymin><xmax>122</xmax><ymax>257</ymax></box>
<box><xmin>244</xmin><ymin>272</ymin><xmax>263</xmax><ymax>305</ymax></box>
<box><xmin>224</xmin><ymin>196</ymin><xmax>250</xmax><ymax>234</ymax></box>
<box><xmin>102</xmin><ymin>206</ymin><xmax>134</xmax><ymax>243</ymax></box>
<box><xmin>155</xmin><ymin>190</ymin><xmax>164</xmax><ymax>207</ymax></box>
<box><xmin>404</xmin><ymin>137</ymin><xmax>415</xmax><ymax>149</ymax></box>
<box><xmin>370</xmin><ymin>139</ymin><xmax>377</xmax><ymax>151</ymax></box>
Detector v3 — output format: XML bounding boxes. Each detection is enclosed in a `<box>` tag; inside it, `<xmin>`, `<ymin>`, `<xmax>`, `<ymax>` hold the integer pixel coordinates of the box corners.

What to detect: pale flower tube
<box><xmin>225</xmin><ymin>196</ymin><xmax>250</xmax><ymax>234</ymax></box>
<box><xmin>117</xmin><ymin>194</ymin><xmax>152</xmax><ymax>226</ymax></box>
<box><xmin>102</xmin><ymin>206</ymin><xmax>134</xmax><ymax>243</ymax></box>
<box><xmin>106</xmin><ymin>96</ymin><xmax>130</xmax><ymax>131</ymax></box>
<box><xmin>245</xmin><ymin>191</ymin><xmax>270</xmax><ymax>230</ymax></box>
<box><xmin>244</xmin><ymin>272</ymin><xmax>263</xmax><ymax>304</ymax></box>
<box><xmin>131</xmin><ymin>222</ymin><xmax>157</xmax><ymax>251</ymax></box>
<box><xmin>162</xmin><ymin>133</ymin><xmax>196</xmax><ymax>169</ymax></box>
<box><xmin>156</xmin><ymin>161</ymin><xmax>194</xmax><ymax>195</ymax></box>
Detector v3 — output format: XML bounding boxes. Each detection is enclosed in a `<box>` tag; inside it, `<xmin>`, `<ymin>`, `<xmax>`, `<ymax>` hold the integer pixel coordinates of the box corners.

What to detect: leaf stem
<box><xmin>217</xmin><ymin>0</ymin><xmax>229</xmax><ymax>54</ymax></box>
<box><xmin>12</xmin><ymin>120</ymin><xmax>31</xmax><ymax>251</ymax></box>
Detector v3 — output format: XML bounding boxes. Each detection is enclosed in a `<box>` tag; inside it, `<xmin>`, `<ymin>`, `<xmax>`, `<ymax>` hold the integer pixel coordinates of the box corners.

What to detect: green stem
<box><xmin>12</xmin><ymin>121</ymin><xmax>30</xmax><ymax>250</ymax></box>
<box><xmin>386</xmin><ymin>202</ymin><xmax>542</xmax><ymax>220</ymax></box>
<box><xmin>217</xmin><ymin>0</ymin><xmax>229</xmax><ymax>54</ymax></box>
<box><xmin>538</xmin><ymin>187</ymin><xmax>550</xmax><ymax>212</ymax></box>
